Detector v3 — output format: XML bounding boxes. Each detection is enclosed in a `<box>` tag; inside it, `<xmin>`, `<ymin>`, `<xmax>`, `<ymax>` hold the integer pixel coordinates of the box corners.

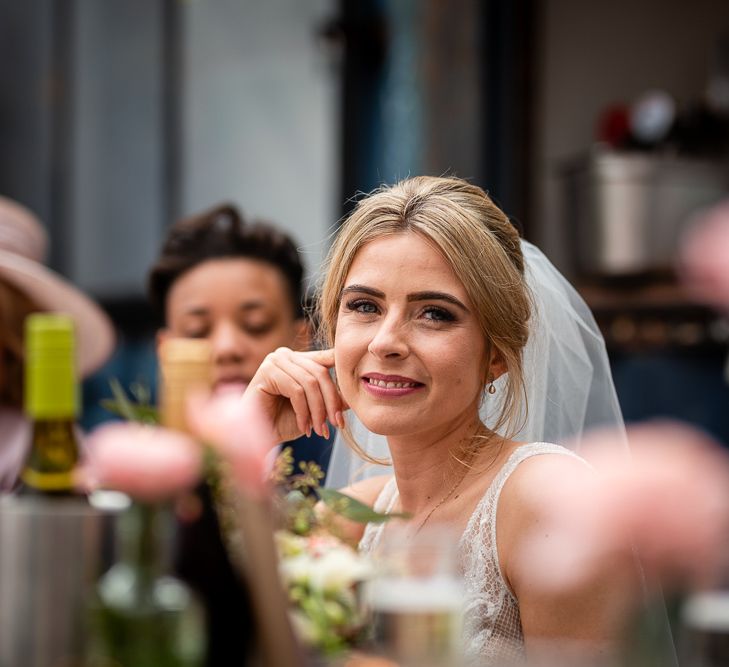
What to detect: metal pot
<box><xmin>0</xmin><ymin>496</ymin><xmax>104</xmax><ymax>667</ymax></box>
<box><xmin>563</xmin><ymin>152</ymin><xmax>729</xmax><ymax>277</ymax></box>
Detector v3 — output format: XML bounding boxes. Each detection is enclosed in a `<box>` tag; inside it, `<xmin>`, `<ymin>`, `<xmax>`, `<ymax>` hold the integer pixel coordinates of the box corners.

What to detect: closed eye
<box><xmin>185</xmin><ymin>327</ymin><xmax>210</xmax><ymax>338</ymax></box>
<box><xmin>241</xmin><ymin>321</ymin><xmax>275</xmax><ymax>336</ymax></box>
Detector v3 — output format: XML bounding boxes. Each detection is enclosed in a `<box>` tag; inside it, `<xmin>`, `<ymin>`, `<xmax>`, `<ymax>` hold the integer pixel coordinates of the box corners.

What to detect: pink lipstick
<box><xmin>361</xmin><ymin>373</ymin><xmax>424</xmax><ymax>398</ymax></box>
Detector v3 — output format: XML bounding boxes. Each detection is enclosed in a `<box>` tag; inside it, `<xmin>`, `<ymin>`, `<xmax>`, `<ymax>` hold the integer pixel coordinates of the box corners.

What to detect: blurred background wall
<box><xmin>1</xmin><ymin>0</ymin><xmax>728</xmax><ymax>439</ymax></box>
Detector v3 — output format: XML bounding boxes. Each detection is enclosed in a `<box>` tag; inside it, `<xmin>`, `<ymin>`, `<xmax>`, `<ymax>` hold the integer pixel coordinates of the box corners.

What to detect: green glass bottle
<box><xmin>90</xmin><ymin>502</ymin><xmax>205</xmax><ymax>667</ymax></box>
<box><xmin>18</xmin><ymin>313</ymin><xmax>82</xmax><ymax>496</ymax></box>
<box><xmin>88</xmin><ymin>338</ymin><xmax>210</xmax><ymax>667</ymax></box>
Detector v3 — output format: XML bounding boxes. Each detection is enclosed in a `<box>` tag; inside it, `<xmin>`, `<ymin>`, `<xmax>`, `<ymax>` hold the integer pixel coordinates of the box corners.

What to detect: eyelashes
<box><xmin>346</xmin><ymin>298</ymin><xmax>379</xmax><ymax>315</ymax></box>
<box><xmin>244</xmin><ymin>322</ymin><xmax>275</xmax><ymax>336</ymax></box>
<box><xmin>343</xmin><ymin>298</ymin><xmax>456</xmax><ymax>323</ymax></box>
<box><xmin>182</xmin><ymin>321</ymin><xmax>276</xmax><ymax>338</ymax></box>
<box><xmin>422</xmin><ymin>306</ymin><xmax>456</xmax><ymax>322</ymax></box>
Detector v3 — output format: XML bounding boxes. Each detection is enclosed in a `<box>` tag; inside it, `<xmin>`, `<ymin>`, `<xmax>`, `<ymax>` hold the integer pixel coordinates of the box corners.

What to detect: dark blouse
<box><xmin>174</xmin><ymin>433</ymin><xmax>333</xmax><ymax>666</ymax></box>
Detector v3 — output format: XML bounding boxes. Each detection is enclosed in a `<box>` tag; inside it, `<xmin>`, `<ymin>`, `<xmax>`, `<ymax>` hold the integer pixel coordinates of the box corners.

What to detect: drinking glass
<box><xmin>680</xmin><ymin>589</ymin><xmax>729</xmax><ymax>667</ymax></box>
<box><xmin>363</xmin><ymin>522</ymin><xmax>465</xmax><ymax>667</ymax></box>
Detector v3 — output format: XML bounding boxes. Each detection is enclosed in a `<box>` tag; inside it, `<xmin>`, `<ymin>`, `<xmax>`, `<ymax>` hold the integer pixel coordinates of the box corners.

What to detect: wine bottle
<box><xmin>18</xmin><ymin>312</ymin><xmax>82</xmax><ymax>496</ymax></box>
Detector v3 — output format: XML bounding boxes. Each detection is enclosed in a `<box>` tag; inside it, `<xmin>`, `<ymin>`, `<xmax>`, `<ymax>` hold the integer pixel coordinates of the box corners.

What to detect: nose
<box><xmin>209</xmin><ymin>320</ymin><xmax>246</xmax><ymax>365</ymax></box>
<box><xmin>367</xmin><ymin>313</ymin><xmax>410</xmax><ymax>360</ymax></box>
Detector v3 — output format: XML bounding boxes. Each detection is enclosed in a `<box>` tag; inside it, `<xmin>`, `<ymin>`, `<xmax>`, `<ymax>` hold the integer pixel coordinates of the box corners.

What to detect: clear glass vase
<box><xmin>87</xmin><ymin>501</ymin><xmax>206</xmax><ymax>667</ymax></box>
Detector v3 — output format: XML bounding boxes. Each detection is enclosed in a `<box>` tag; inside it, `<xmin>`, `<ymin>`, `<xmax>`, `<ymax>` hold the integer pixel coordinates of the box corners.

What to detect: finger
<box><xmin>294</xmin><ymin>347</ymin><xmax>348</xmax><ymax>430</ymax></box>
<box><xmin>288</xmin><ymin>354</ymin><xmax>346</xmax><ymax>430</ymax></box>
<box><xmin>256</xmin><ymin>359</ymin><xmax>315</xmax><ymax>437</ymax></box>
<box><xmin>253</xmin><ymin>352</ymin><xmax>312</xmax><ymax>436</ymax></box>
<box><xmin>304</xmin><ymin>348</ymin><xmax>335</xmax><ymax>367</ymax></box>
<box><xmin>269</xmin><ymin>352</ymin><xmax>329</xmax><ymax>437</ymax></box>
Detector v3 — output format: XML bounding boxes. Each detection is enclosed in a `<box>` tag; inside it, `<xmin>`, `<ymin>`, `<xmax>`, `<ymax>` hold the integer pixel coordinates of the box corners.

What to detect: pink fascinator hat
<box><xmin>0</xmin><ymin>196</ymin><xmax>115</xmax><ymax>376</ymax></box>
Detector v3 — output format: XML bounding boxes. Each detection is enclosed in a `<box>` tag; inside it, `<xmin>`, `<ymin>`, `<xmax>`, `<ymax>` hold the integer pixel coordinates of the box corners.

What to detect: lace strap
<box><xmin>492</xmin><ymin>442</ymin><xmax>580</xmax><ymax>499</ymax></box>
<box><xmin>359</xmin><ymin>476</ymin><xmax>397</xmax><ymax>553</ymax></box>
<box><xmin>459</xmin><ymin>442</ymin><xmax>583</xmax><ymax>598</ymax></box>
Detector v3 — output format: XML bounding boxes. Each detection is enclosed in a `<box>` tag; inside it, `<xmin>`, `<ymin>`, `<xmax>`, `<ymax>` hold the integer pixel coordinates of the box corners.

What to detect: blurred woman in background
<box><xmin>0</xmin><ymin>196</ymin><xmax>114</xmax><ymax>491</ymax></box>
<box><xmin>148</xmin><ymin>202</ymin><xmax>331</xmax><ymax>471</ymax></box>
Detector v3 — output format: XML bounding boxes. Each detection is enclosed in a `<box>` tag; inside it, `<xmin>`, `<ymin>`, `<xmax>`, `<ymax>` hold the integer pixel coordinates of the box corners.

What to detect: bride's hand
<box><xmin>244</xmin><ymin>347</ymin><xmax>347</xmax><ymax>443</ymax></box>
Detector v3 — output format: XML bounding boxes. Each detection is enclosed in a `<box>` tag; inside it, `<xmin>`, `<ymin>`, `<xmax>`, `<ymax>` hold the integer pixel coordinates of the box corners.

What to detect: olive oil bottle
<box><xmin>18</xmin><ymin>313</ymin><xmax>82</xmax><ymax>496</ymax></box>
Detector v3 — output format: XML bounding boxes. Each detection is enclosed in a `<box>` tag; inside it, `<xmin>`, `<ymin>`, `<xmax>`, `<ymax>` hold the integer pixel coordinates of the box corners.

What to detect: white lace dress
<box><xmin>359</xmin><ymin>442</ymin><xmax>581</xmax><ymax>665</ymax></box>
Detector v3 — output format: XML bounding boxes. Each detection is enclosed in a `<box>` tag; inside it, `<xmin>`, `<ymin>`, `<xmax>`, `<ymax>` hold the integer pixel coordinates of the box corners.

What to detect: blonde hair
<box><xmin>0</xmin><ymin>279</ymin><xmax>40</xmax><ymax>408</ymax></box>
<box><xmin>317</xmin><ymin>176</ymin><xmax>531</xmax><ymax>461</ymax></box>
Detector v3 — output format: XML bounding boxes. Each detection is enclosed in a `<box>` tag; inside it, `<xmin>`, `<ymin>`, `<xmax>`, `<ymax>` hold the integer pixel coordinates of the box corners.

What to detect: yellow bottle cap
<box><xmin>24</xmin><ymin>313</ymin><xmax>78</xmax><ymax>419</ymax></box>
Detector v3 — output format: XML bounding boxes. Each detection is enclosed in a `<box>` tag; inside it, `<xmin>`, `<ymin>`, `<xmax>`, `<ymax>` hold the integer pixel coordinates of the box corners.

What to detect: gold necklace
<box><xmin>414</xmin><ymin>468</ymin><xmax>470</xmax><ymax>534</ymax></box>
<box><xmin>413</xmin><ymin>425</ymin><xmax>487</xmax><ymax>535</ymax></box>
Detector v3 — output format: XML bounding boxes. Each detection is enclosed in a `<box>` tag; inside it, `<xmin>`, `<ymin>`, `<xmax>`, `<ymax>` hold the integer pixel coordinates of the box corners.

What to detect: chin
<box><xmin>353</xmin><ymin>406</ymin><xmax>424</xmax><ymax>438</ymax></box>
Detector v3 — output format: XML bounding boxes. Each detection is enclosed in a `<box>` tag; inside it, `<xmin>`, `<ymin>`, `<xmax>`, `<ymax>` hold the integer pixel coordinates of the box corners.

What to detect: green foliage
<box><xmin>316</xmin><ymin>487</ymin><xmax>410</xmax><ymax>524</ymax></box>
<box><xmin>270</xmin><ymin>449</ymin><xmax>410</xmax><ymax>535</ymax></box>
<box><xmin>101</xmin><ymin>379</ymin><xmax>159</xmax><ymax>424</ymax></box>
<box><xmin>270</xmin><ymin>446</ymin><xmax>295</xmax><ymax>485</ymax></box>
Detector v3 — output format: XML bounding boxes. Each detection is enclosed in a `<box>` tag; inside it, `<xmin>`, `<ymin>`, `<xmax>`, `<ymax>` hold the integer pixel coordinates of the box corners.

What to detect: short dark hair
<box><xmin>148</xmin><ymin>204</ymin><xmax>305</xmax><ymax>319</ymax></box>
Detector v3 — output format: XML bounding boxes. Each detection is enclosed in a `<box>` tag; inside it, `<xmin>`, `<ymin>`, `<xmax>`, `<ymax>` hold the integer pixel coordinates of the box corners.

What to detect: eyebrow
<box><xmin>341</xmin><ymin>285</ymin><xmax>469</xmax><ymax>312</ymax></box>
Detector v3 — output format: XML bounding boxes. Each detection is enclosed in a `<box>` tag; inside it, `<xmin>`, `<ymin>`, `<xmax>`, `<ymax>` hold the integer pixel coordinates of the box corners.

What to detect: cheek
<box><xmin>333</xmin><ymin>322</ymin><xmax>365</xmax><ymax>393</ymax></box>
<box><xmin>333</xmin><ymin>335</ymin><xmax>356</xmax><ymax>380</ymax></box>
<box><xmin>427</xmin><ymin>335</ymin><xmax>484</xmax><ymax>394</ymax></box>
<box><xmin>332</xmin><ymin>317</ymin><xmax>365</xmax><ymax>360</ymax></box>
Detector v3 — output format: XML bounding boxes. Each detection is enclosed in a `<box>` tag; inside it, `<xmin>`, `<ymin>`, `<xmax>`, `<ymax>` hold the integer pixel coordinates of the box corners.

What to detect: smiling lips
<box><xmin>361</xmin><ymin>373</ymin><xmax>424</xmax><ymax>398</ymax></box>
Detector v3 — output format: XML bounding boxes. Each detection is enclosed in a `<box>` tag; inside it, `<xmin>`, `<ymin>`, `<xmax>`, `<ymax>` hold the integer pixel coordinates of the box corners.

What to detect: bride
<box><xmin>238</xmin><ymin>176</ymin><xmax>647</xmax><ymax>663</ymax></box>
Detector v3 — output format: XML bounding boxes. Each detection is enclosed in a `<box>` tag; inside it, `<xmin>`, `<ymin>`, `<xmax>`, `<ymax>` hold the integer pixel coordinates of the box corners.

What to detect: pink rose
<box><xmin>82</xmin><ymin>422</ymin><xmax>202</xmax><ymax>502</ymax></box>
<box><xmin>680</xmin><ymin>200</ymin><xmax>729</xmax><ymax>310</ymax></box>
<box><xmin>186</xmin><ymin>391</ymin><xmax>278</xmax><ymax>501</ymax></box>
<box><xmin>518</xmin><ymin>422</ymin><xmax>729</xmax><ymax>593</ymax></box>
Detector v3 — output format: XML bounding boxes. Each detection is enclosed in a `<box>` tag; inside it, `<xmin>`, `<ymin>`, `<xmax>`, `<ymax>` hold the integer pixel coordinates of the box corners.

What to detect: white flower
<box><xmin>277</xmin><ymin>532</ymin><xmax>374</xmax><ymax>594</ymax></box>
<box><xmin>308</xmin><ymin>545</ymin><xmax>373</xmax><ymax>593</ymax></box>
<box><xmin>275</xmin><ymin>530</ymin><xmax>308</xmax><ymax>558</ymax></box>
<box><xmin>280</xmin><ymin>553</ymin><xmax>314</xmax><ymax>585</ymax></box>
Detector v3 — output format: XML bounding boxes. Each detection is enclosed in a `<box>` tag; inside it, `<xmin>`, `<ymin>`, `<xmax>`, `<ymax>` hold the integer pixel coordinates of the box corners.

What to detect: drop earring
<box><xmin>487</xmin><ymin>378</ymin><xmax>496</xmax><ymax>395</ymax></box>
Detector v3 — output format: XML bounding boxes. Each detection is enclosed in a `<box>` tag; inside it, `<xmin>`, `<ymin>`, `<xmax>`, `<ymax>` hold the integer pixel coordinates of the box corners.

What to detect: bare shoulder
<box><xmin>502</xmin><ymin>449</ymin><xmax>591</xmax><ymax>512</ymax></box>
<box><xmin>319</xmin><ymin>474</ymin><xmax>393</xmax><ymax>546</ymax></box>
<box><xmin>496</xmin><ymin>449</ymin><xmax>638</xmax><ymax>649</ymax></box>
<box><xmin>496</xmin><ymin>451</ymin><xmax>592</xmax><ymax>584</ymax></box>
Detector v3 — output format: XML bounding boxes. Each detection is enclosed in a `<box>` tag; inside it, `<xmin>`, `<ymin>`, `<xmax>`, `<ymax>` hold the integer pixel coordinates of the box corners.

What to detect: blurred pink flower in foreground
<box><xmin>186</xmin><ymin>391</ymin><xmax>278</xmax><ymax>501</ymax></box>
<box><xmin>519</xmin><ymin>422</ymin><xmax>729</xmax><ymax>593</ymax></box>
<box><xmin>680</xmin><ymin>199</ymin><xmax>729</xmax><ymax>310</ymax></box>
<box><xmin>82</xmin><ymin>422</ymin><xmax>203</xmax><ymax>502</ymax></box>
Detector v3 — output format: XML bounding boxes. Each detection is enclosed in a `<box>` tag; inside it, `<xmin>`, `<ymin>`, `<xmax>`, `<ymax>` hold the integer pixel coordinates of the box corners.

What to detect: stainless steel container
<box><xmin>563</xmin><ymin>152</ymin><xmax>729</xmax><ymax>277</ymax></box>
<box><xmin>0</xmin><ymin>496</ymin><xmax>104</xmax><ymax>667</ymax></box>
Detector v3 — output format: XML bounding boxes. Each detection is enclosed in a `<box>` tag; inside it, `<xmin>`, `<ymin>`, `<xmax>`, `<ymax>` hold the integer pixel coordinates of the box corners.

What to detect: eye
<box><xmin>184</xmin><ymin>327</ymin><xmax>210</xmax><ymax>339</ymax></box>
<box><xmin>422</xmin><ymin>306</ymin><xmax>456</xmax><ymax>322</ymax></box>
<box><xmin>242</xmin><ymin>321</ymin><xmax>275</xmax><ymax>336</ymax></box>
<box><xmin>345</xmin><ymin>298</ymin><xmax>379</xmax><ymax>315</ymax></box>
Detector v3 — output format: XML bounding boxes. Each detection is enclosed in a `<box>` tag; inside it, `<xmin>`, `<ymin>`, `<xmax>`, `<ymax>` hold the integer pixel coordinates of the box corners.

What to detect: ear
<box><xmin>291</xmin><ymin>318</ymin><xmax>312</xmax><ymax>352</ymax></box>
<box><xmin>487</xmin><ymin>348</ymin><xmax>508</xmax><ymax>382</ymax></box>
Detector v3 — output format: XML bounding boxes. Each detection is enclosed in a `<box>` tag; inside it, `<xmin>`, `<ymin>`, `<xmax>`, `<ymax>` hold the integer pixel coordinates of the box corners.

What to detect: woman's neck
<box><xmin>386</xmin><ymin>411</ymin><xmax>488</xmax><ymax>516</ymax></box>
